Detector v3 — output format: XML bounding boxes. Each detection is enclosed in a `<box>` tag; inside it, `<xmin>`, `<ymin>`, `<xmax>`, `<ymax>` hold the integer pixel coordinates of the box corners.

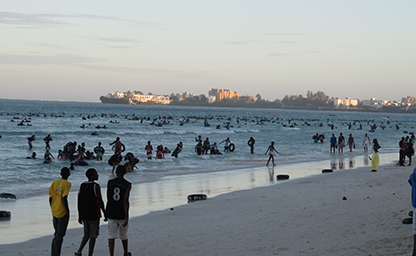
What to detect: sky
<box><xmin>1</xmin><ymin>1</ymin><xmax>415</xmax><ymax>102</ymax></box>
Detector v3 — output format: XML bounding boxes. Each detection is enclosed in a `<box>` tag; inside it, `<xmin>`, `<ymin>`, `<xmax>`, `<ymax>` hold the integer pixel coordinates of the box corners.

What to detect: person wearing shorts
<box><xmin>94</xmin><ymin>142</ymin><xmax>105</xmax><ymax>161</ymax></box>
<box><xmin>75</xmin><ymin>168</ymin><xmax>106</xmax><ymax>256</ymax></box>
<box><xmin>107</xmin><ymin>165</ymin><xmax>132</xmax><ymax>256</ymax></box>
<box><xmin>408</xmin><ymin>168</ymin><xmax>416</xmax><ymax>256</ymax></box>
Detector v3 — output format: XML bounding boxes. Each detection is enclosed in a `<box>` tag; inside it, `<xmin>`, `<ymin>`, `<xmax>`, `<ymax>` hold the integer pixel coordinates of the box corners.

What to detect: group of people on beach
<box><xmin>49</xmin><ymin>165</ymin><xmax>132</xmax><ymax>256</ymax></box>
<box><xmin>326</xmin><ymin>132</ymin><xmax>385</xmax><ymax>172</ymax></box>
<box><xmin>399</xmin><ymin>133</ymin><xmax>415</xmax><ymax>166</ymax></box>
<box><xmin>329</xmin><ymin>133</ymin><xmax>357</xmax><ymax>153</ymax></box>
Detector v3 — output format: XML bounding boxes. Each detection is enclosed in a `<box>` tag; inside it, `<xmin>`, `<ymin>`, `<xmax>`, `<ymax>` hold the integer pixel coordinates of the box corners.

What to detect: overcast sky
<box><xmin>1</xmin><ymin>1</ymin><xmax>415</xmax><ymax>102</ymax></box>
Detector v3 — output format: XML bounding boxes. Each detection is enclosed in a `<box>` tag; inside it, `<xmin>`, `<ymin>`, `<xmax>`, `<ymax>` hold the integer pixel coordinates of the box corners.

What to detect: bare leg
<box><xmin>76</xmin><ymin>235</ymin><xmax>90</xmax><ymax>255</ymax></box>
<box><xmin>88</xmin><ymin>237</ymin><xmax>96</xmax><ymax>256</ymax></box>
<box><xmin>413</xmin><ymin>235</ymin><xmax>416</xmax><ymax>256</ymax></box>
<box><xmin>122</xmin><ymin>239</ymin><xmax>128</xmax><ymax>255</ymax></box>
<box><xmin>108</xmin><ymin>239</ymin><xmax>115</xmax><ymax>256</ymax></box>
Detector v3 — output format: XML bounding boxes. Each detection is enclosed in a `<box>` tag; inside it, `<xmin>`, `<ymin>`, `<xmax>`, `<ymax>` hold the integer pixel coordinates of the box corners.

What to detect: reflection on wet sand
<box><xmin>330</xmin><ymin>160</ymin><xmax>356</xmax><ymax>170</ymax></box>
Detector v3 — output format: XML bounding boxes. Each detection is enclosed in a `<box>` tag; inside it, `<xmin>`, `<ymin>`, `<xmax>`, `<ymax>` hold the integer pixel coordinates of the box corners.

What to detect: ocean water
<box><xmin>0</xmin><ymin>99</ymin><xmax>413</xmax><ymax>244</ymax></box>
<box><xmin>0</xmin><ymin>99</ymin><xmax>413</xmax><ymax>199</ymax></box>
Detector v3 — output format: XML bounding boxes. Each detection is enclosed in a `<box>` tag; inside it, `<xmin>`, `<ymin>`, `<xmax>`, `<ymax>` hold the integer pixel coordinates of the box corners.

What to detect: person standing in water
<box><xmin>265</xmin><ymin>141</ymin><xmax>279</xmax><ymax>166</ymax></box>
<box><xmin>44</xmin><ymin>134</ymin><xmax>53</xmax><ymax>149</ymax></box>
<box><xmin>28</xmin><ymin>134</ymin><xmax>35</xmax><ymax>149</ymax></box>
<box><xmin>338</xmin><ymin>133</ymin><xmax>345</xmax><ymax>153</ymax></box>
<box><xmin>347</xmin><ymin>134</ymin><xmax>355</xmax><ymax>152</ymax></box>
<box><xmin>145</xmin><ymin>141</ymin><xmax>153</xmax><ymax>159</ymax></box>
<box><xmin>219</xmin><ymin>137</ymin><xmax>231</xmax><ymax>152</ymax></box>
<box><xmin>247</xmin><ymin>137</ymin><xmax>255</xmax><ymax>154</ymax></box>
<box><xmin>202</xmin><ymin>138</ymin><xmax>211</xmax><ymax>155</ymax></box>
<box><xmin>363</xmin><ymin>133</ymin><xmax>370</xmax><ymax>153</ymax></box>
<box><xmin>110</xmin><ymin>137</ymin><xmax>125</xmax><ymax>153</ymax></box>
<box><xmin>94</xmin><ymin>142</ymin><xmax>105</xmax><ymax>161</ymax></box>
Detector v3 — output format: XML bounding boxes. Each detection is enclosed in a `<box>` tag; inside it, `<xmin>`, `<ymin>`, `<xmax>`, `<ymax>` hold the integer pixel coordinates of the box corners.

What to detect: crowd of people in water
<box><xmin>2</xmin><ymin>111</ymin><xmax>412</xmax><ymax>172</ymax></box>
<box><xmin>17</xmin><ymin>127</ymin><xmax>416</xmax><ymax>172</ymax></box>
<box><xmin>21</xmin><ymin>130</ymin><xmax>287</xmax><ymax>169</ymax></box>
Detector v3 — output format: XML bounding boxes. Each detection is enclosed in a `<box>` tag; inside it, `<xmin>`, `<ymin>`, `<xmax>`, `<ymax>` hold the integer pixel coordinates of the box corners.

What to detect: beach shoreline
<box><xmin>1</xmin><ymin>153</ymin><xmax>414</xmax><ymax>255</ymax></box>
<box><xmin>0</xmin><ymin>153</ymin><xmax>397</xmax><ymax>245</ymax></box>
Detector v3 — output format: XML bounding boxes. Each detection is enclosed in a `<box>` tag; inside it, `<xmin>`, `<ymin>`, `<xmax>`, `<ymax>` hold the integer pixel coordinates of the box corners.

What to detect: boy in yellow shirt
<box><xmin>49</xmin><ymin>167</ymin><xmax>71</xmax><ymax>256</ymax></box>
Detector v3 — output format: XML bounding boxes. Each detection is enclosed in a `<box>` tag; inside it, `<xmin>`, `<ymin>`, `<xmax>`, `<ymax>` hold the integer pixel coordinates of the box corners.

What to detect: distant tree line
<box><xmin>169</xmin><ymin>90</ymin><xmax>334</xmax><ymax>109</ymax></box>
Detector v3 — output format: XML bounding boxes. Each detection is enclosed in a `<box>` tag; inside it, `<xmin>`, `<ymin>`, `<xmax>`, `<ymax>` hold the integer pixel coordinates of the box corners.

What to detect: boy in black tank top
<box><xmin>107</xmin><ymin>165</ymin><xmax>132</xmax><ymax>256</ymax></box>
<box><xmin>75</xmin><ymin>168</ymin><xmax>106</xmax><ymax>256</ymax></box>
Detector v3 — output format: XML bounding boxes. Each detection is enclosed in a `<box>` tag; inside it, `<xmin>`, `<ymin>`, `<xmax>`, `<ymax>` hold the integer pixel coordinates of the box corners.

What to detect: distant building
<box><xmin>207</xmin><ymin>95</ymin><xmax>216</xmax><ymax>103</ymax></box>
<box><xmin>361</xmin><ymin>97</ymin><xmax>410</xmax><ymax>109</ymax></box>
<box><xmin>132</xmin><ymin>94</ymin><xmax>170</xmax><ymax>104</ymax></box>
<box><xmin>361</xmin><ymin>98</ymin><xmax>374</xmax><ymax>107</ymax></box>
<box><xmin>208</xmin><ymin>88</ymin><xmax>239</xmax><ymax>102</ymax></box>
<box><xmin>107</xmin><ymin>91</ymin><xmax>126</xmax><ymax>98</ymax></box>
<box><xmin>176</xmin><ymin>92</ymin><xmax>198</xmax><ymax>101</ymax></box>
<box><xmin>402</xmin><ymin>96</ymin><xmax>416</xmax><ymax>104</ymax></box>
<box><xmin>333</xmin><ymin>97</ymin><xmax>359</xmax><ymax>108</ymax></box>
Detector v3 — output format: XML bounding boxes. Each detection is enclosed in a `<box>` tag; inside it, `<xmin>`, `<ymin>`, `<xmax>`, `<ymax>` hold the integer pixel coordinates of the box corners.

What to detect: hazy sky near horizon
<box><xmin>1</xmin><ymin>1</ymin><xmax>415</xmax><ymax>102</ymax></box>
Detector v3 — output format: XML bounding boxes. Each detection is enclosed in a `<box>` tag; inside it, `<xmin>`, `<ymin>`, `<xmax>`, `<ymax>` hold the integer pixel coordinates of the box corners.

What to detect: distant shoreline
<box><xmin>99</xmin><ymin>100</ymin><xmax>416</xmax><ymax>114</ymax></box>
<box><xmin>1</xmin><ymin>98</ymin><xmax>415</xmax><ymax>114</ymax></box>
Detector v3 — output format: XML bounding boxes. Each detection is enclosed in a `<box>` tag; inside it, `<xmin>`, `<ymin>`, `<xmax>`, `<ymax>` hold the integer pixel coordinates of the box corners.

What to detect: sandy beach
<box><xmin>1</xmin><ymin>162</ymin><xmax>414</xmax><ymax>256</ymax></box>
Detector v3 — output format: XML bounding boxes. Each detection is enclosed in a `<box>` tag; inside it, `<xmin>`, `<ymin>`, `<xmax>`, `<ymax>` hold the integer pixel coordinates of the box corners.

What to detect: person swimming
<box><xmin>26</xmin><ymin>152</ymin><xmax>37</xmax><ymax>159</ymax></box>
<box><xmin>44</xmin><ymin>150</ymin><xmax>54</xmax><ymax>164</ymax></box>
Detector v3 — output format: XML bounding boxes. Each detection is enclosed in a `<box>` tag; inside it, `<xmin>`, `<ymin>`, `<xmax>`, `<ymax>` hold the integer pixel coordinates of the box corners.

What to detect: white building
<box><xmin>132</xmin><ymin>94</ymin><xmax>170</xmax><ymax>104</ymax></box>
<box><xmin>333</xmin><ymin>97</ymin><xmax>359</xmax><ymax>108</ymax></box>
<box><xmin>107</xmin><ymin>91</ymin><xmax>126</xmax><ymax>98</ymax></box>
<box><xmin>207</xmin><ymin>95</ymin><xmax>216</xmax><ymax>103</ymax></box>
